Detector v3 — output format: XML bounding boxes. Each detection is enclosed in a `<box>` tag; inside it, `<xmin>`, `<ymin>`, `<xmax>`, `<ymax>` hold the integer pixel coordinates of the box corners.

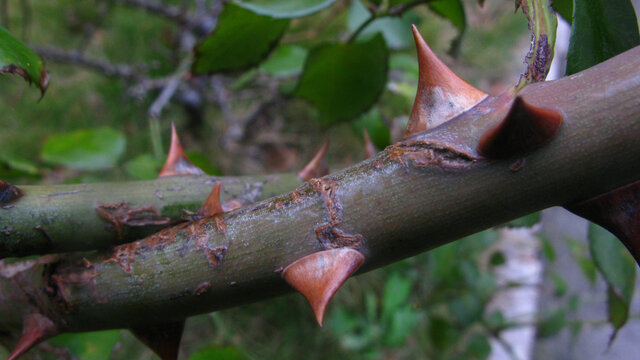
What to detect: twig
<box><xmin>32</xmin><ymin>45</ymin><xmax>145</xmax><ymax>80</ymax></box>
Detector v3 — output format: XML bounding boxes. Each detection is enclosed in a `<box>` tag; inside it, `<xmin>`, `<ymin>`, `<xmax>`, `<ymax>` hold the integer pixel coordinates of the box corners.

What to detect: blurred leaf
<box><xmin>124</xmin><ymin>154</ymin><xmax>161</xmax><ymax>180</ymax></box>
<box><xmin>186</xmin><ymin>151</ymin><xmax>222</xmax><ymax>176</ymax></box>
<box><xmin>428</xmin><ymin>0</ymin><xmax>465</xmax><ymax>35</ymax></box>
<box><xmin>41</xmin><ymin>127</ymin><xmax>126</xmax><ymax>171</ymax></box>
<box><xmin>49</xmin><ymin>330</ymin><xmax>121</xmax><ymax>360</ymax></box>
<box><xmin>0</xmin><ymin>25</ymin><xmax>48</xmax><ymax>94</ymax></box>
<box><xmin>449</xmin><ymin>293</ymin><xmax>483</xmax><ymax>327</ymax></box>
<box><xmin>539</xmin><ymin>235</ymin><xmax>556</xmax><ymax>262</ymax></box>
<box><xmin>550</xmin><ymin>272</ymin><xmax>568</xmax><ymax>297</ymax></box>
<box><xmin>589</xmin><ymin>223</ymin><xmax>636</xmax><ymax>339</ymax></box>
<box><xmin>507</xmin><ymin>212</ymin><xmax>541</xmax><ymax>227</ymax></box>
<box><xmin>382</xmin><ymin>272</ymin><xmax>412</xmax><ymax>321</ymax></box>
<box><xmin>537</xmin><ymin>308</ymin><xmax>566</xmax><ymax>338</ymax></box>
<box><xmin>189</xmin><ymin>346</ymin><xmax>245</xmax><ymax>360</ymax></box>
<box><xmin>484</xmin><ymin>310</ymin><xmax>506</xmax><ymax>331</ymax></box>
<box><xmin>566</xmin><ymin>0</ymin><xmax>640</xmax><ymax>75</ymax></box>
<box><xmin>551</xmin><ymin>0</ymin><xmax>573</xmax><ymax>24</ymax></box>
<box><xmin>350</xmin><ymin>107</ymin><xmax>391</xmax><ymax>149</ymax></box>
<box><xmin>489</xmin><ymin>251</ymin><xmax>506</xmax><ymax>267</ymax></box>
<box><xmin>193</xmin><ymin>3</ymin><xmax>289</xmax><ymax>74</ymax></box>
<box><xmin>384</xmin><ymin>305</ymin><xmax>416</xmax><ymax>347</ymax></box>
<box><xmin>296</xmin><ymin>34</ymin><xmax>388</xmax><ymax>124</ymax></box>
<box><xmin>261</xmin><ymin>45</ymin><xmax>308</xmax><ymax>77</ymax></box>
<box><xmin>347</xmin><ymin>0</ymin><xmax>415</xmax><ymax>50</ymax></box>
<box><xmin>464</xmin><ymin>334</ymin><xmax>491</xmax><ymax>360</ymax></box>
<box><xmin>576</xmin><ymin>255</ymin><xmax>597</xmax><ymax>284</ymax></box>
<box><xmin>428</xmin><ymin>315</ymin><xmax>459</xmax><ymax>351</ymax></box>
<box><xmin>390</xmin><ymin>52</ymin><xmax>419</xmax><ymax>79</ymax></box>
<box><xmin>234</xmin><ymin>0</ymin><xmax>336</xmax><ymax>18</ymax></box>
<box><xmin>0</xmin><ymin>152</ymin><xmax>40</xmax><ymax>175</ymax></box>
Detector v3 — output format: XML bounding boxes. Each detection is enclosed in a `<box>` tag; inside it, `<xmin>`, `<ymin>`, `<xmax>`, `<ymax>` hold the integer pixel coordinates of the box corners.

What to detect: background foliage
<box><xmin>0</xmin><ymin>0</ymin><xmax>638</xmax><ymax>359</ymax></box>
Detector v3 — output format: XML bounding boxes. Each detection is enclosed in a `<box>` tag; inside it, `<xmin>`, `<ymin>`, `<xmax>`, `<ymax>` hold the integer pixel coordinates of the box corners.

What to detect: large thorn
<box><xmin>282</xmin><ymin>248</ymin><xmax>364</xmax><ymax>326</ymax></box>
<box><xmin>131</xmin><ymin>320</ymin><xmax>185</xmax><ymax>360</ymax></box>
<box><xmin>298</xmin><ymin>139</ymin><xmax>330</xmax><ymax>181</ymax></box>
<box><xmin>198</xmin><ymin>183</ymin><xmax>224</xmax><ymax>217</ymax></box>
<box><xmin>8</xmin><ymin>314</ymin><xmax>58</xmax><ymax>360</ymax></box>
<box><xmin>565</xmin><ymin>181</ymin><xmax>640</xmax><ymax>266</ymax></box>
<box><xmin>362</xmin><ymin>129</ymin><xmax>378</xmax><ymax>159</ymax></box>
<box><xmin>0</xmin><ymin>179</ymin><xmax>24</xmax><ymax>205</ymax></box>
<box><xmin>158</xmin><ymin>123</ymin><xmax>205</xmax><ymax>177</ymax></box>
<box><xmin>477</xmin><ymin>96</ymin><xmax>563</xmax><ymax>158</ymax></box>
<box><xmin>405</xmin><ymin>25</ymin><xmax>488</xmax><ymax>138</ymax></box>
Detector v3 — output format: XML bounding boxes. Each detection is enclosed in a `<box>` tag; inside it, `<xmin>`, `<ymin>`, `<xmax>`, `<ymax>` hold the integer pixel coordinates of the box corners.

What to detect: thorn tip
<box><xmin>8</xmin><ymin>314</ymin><xmax>58</xmax><ymax>360</ymax></box>
<box><xmin>298</xmin><ymin>139</ymin><xmax>330</xmax><ymax>181</ymax></box>
<box><xmin>158</xmin><ymin>123</ymin><xmax>205</xmax><ymax>177</ymax></box>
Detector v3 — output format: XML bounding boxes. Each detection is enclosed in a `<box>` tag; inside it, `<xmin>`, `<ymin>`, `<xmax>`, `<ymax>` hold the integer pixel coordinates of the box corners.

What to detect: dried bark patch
<box><xmin>96</xmin><ymin>202</ymin><xmax>170</xmax><ymax>240</ymax></box>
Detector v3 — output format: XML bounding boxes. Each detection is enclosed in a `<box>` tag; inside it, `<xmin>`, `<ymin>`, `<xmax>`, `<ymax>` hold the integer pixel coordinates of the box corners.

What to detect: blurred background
<box><xmin>0</xmin><ymin>0</ymin><xmax>639</xmax><ymax>359</ymax></box>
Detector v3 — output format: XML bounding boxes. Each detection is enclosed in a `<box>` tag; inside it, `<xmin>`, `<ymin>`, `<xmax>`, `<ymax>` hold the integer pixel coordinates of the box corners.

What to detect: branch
<box><xmin>0</xmin><ymin>174</ymin><xmax>301</xmax><ymax>258</ymax></box>
<box><xmin>1</xmin><ymin>46</ymin><xmax>639</xmax><ymax>345</ymax></box>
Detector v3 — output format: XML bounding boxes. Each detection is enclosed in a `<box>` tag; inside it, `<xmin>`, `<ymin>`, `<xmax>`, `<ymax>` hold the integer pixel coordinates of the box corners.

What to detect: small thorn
<box><xmin>362</xmin><ymin>129</ymin><xmax>378</xmax><ymax>159</ymax></box>
<box><xmin>477</xmin><ymin>96</ymin><xmax>563</xmax><ymax>158</ymax></box>
<box><xmin>8</xmin><ymin>314</ymin><xmax>58</xmax><ymax>360</ymax></box>
<box><xmin>198</xmin><ymin>183</ymin><xmax>224</xmax><ymax>217</ymax></box>
<box><xmin>158</xmin><ymin>123</ymin><xmax>205</xmax><ymax>177</ymax></box>
<box><xmin>131</xmin><ymin>320</ymin><xmax>185</xmax><ymax>360</ymax></box>
<box><xmin>282</xmin><ymin>248</ymin><xmax>364</xmax><ymax>326</ymax></box>
<box><xmin>0</xmin><ymin>179</ymin><xmax>24</xmax><ymax>205</ymax></box>
<box><xmin>298</xmin><ymin>139</ymin><xmax>330</xmax><ymax>181</ymax></box>
<box><xmin>565</xmin><ymin>180</ymin><xmax>640</xmax><ymax>266</ymax></box>
<box><xmin>405</xmin><ymin>25</ymin><xmax>488</xmax><ymax>138</ymax></box>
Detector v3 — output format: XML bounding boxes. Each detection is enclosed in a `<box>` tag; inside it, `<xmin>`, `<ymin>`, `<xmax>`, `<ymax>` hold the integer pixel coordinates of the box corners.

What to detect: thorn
<box><xmin>282</xmin><ymin>248</ymin><xmax>364</xmax><ymax>326</ymax></box>
<box><xmin>131</xmin><ymin>320</ymin><xmax>185</xmax><ymax>360</ymax></box>
<box><xmin>298</xmin><ymin>139</ymin><xmax>330</xmax><ymax>181</ymax></box>
<box><xmin>565</xmin><ymin>180</ymin><xmax>640</xmax><ymax>266</ymax></box>
<box><xmin>158</xmin><ymin>123</ymin><xmax>205</xmax><ymax>177</ymax></box>
<box><xmin>0</xmin><ymin>179</ymin><xmax>24</xmax><ymax>205</ymax></box>
<box><xmin>477</xmin><ymin>96</ymin><xmax>563</xmax><ymax>158</ymax></box>
<box><xmin>8</xmin><ymin>314</ymin><xmax>58</xmax><ymax>360</ymax></box>
<box><xmin>405</xmin><ymin>25</ymin><xmax>488</xmax><ymax>138</ymax></box>
<box><xmin>362</xmin><ymin>129</ymin><xmax>378</xmax><ymax>159</ymax></box>
<box><xmin>198</xmin><ymin>183</ymin><xmax>224</xmax><ymax>217</ymax></box>
<box><xmin>221</xmin><ymin>199</ymin><xmax>243</xmax><ymax>212</ymax></box>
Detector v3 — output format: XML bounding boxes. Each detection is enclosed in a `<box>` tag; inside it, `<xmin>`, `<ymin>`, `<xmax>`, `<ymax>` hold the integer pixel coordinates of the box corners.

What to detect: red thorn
<box><xmin>198</xmin><ymin>183</ymin><xmax>224</xmax><ymax>217</ymax></box>
<box><xmin>362</xmin><ymin>129</ymin><xmax>378</xmax><ymax>159</ymax></box>
<box><xmin>158</xmin><ymin>123</ymin><xmax>205</xmax><ymax>177</ymax></box>
<box><xmin>8</xmin><ymin>314</ymin><xmax>58</xmax><ymax>360</ymax></box>
<box><xmin>131</xmin><ymin>320</ymin><xmax>185</xmax><ymax>360</ymax></box>
<box><xmin>0</xmin><ymin>179</ymin><xmax>24</xmax><ymax>205</ymax></box>
<box><xmin>298</xmin><ymin>139</ymin><xmax>330</xmax><ymax>181</ymax></box>
<box><xmin>477</xmin><ymin>96</ymin><xmax>563</xmax><ymax>158</ymax></box>
<box><xmin>405</xmin><ymin>25</ymin><xmax>487</xmax><ymax>138</ymax></box>
<box><xmin>282</xmin><ymin>248</ymin><xmax>364</xmax><ymax>326</ymax></box>
<box><xmin>565</xmin><ymin>180</ymin><xmax>640</xmax><ymax>266</ymax></box>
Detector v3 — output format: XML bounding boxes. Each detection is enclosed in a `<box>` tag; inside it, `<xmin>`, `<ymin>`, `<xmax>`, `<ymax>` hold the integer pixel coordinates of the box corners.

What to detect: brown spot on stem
<box><xmin>96</xmin><ymin>202</ymin><xmax>170</xmax><ymax>241</ymax></box>
<box><xmin>283</xmin><ymin>248</ymin><xmax>365</xmax><ymax>326</ymax></box>
<box><xmin>193</xmin><ymin>282</ymin><xmax>212</xmax><ymax>295</ymax></box>
<box><xmin>105</xmin><ymin>242</ymin><xmax>139</xmax><ymax>274</ymax></box>
<box><xmin>309</xmin><ymin>178</ymin><xmax>342</xmax><ymax>226</ymax></box>
<box><xmin>385</xmin><ymin>141</ymin><xmax>477</xmax><ymax>170</ymax></box>
<box><xmin>195</xmin><ymin>235</ymin><xmax>227</xmax><ymax>267</ymax></box>
<box><xmin>315</xmin><ymin>224</ymin><xmax>363</xmax><ymax>249</ymax></box>
<box><xmin>0</xmin><ymin>179</ymin><xmax>24</xmax><ymax>205</ymax></box>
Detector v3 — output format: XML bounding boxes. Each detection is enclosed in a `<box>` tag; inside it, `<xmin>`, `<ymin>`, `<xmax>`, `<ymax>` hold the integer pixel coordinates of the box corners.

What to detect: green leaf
<box><xmin>41</xmin><ymin>127</ymin><xmax>126</xmax><ymax>171</ymax></box>
<box><xmin>428</xmin><ymin>315</ymin><xmax>459</xmax><ymax>351</ymax></box>
<box><xmin>189</xmin><ymin>346</ymin><xmax>246</xmax><ymax>360</ymax></box>
<box><xmin>537</xmin><ymin>308</ymin><xmax>566</xmax><ymax>338</ymax></box>
<box><xmin>551</xmin><ymin>0</ymin><xmax>573</xmax><ymax>24</ymax></box>
<box><xmin>193</xmin><ymin>3</ymin><xmax>289</xmax><ymax>74</ymax></box>
<box><xmin>566</xmin><ymin>0</ymin><xmax>640</xmax><ymax>75</ymax></box>
<box><xmin>124</xmin><ymin>154</ymin><xmax>161</xmax><ymax>180</ymax></box>
<box><xmin>384</xmin><ymin>305</ymin><xmax>416</xmax><ymax>347</ymax></box>
<box><xmin>588</xmin><ymin>223</ymin><xmax>637</xmax><ymax>339</ymax></box>
<box><xmin>347</xmin><ymin>0</ymin><xmax>415</xmax><ymax>50</ymax></box>
<box><xmin>464</xmin><ymin>334</ymin><xmax>491</xmax><ymax>360</ymax></box>
<box><xmin>550</xmin><ymin>272</ymin><xmax>568</xmax><ymax>297</ymax></box>
<box><xmin>382</xmin><ymin>272</ymin><xmax>412</xmax><ymax>321</ymax></box>
<box><xmin>0</xmin><ymin>25</ymin><xmax>49</xmax><ymax>95</ymax></box>
<box><xmin>449</xmin><ymin>293</ymin><xmax>483</xmax><ymax>327</ymax></box>
<box><xmin>0</xmin><ymin>152</ymin><xmax>40</xmax><ymax>175</ymax></box>
<box><xmin>49</xmin><ymin>330</ymin><xmax>121</xmax><ymax>360</ymax></box>
<box><xmin>296</xmin><ymin>34</ymin><xmax>389</xmax><ymax>125</ymax></box>
<box><xmin>539</xmin><ymin>235</ymin><xmax>556</xmax><ymax>262</ymax></box>
<box><xmin>428</xmin><ymin>0</ymin><xmax>466</xmax><ymax>35</ymax></box>
<box><xmin>186</xmin><ymin>151</ymin><xmax>222</xmax><ymax>176</ymax></box>
<box><xmin>261</xmin><ymin>45</ymin><xmax>308</xmax><ymax>77</ymax></box>
<box><xmin>234</xmin><ymin>0</ymin><xmax>336</xmax><ymax>18</ymax></box>
<box><xmin>350</xmin><ymin>107</ymin><xmax>391</xmax><ymax>149</ymax></box>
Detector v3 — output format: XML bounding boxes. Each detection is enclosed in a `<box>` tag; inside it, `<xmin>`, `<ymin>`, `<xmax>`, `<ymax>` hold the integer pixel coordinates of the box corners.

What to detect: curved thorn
<box><xmin>198</xmin><ymin>183</ymin><xmax>224</xmax><ymax>217</ymax></box>
<box><xmin>8</xmin><ymin>314</ymin><xmax>58</xmax><ymax>360</ymax></box>
<box><xmin>298</xmin><ymin>139</ymin><xmax>330</xmax><ymax>181</ymax></box>
<box><xmin>477</xmin><ymin>96</ymin><xmax>563</xmax><ymax>158</ymax></box>
<box><xmin>565</xmin><ymin>180</ymin><xmax>640</xmax><ymax>266</ymax></box>
<box><xmin>282</xmin><ymin>248</ymin><xmax>364</xmax><ymax>326</ymax></box>
<box><xmin>0</xmin><ymin>179</ymin><xmax>24</xmax><ymax>205</ymax></box>
<box><xmin>405</xmin><ymin>25</ymin><xmax>488</xmax><ymax>138</ymax></box>
<box><xmin>131</xmin><ymin>320</ymin><xmax>185</xmax><ymax>360</ymax></box>
<box><xmin>362</xmin><ymin>129</ymin><xmax>378</xmax><ymax>159</ymax></box>
<box><xmin>158</xmin><ymin>123</ymin><xmax>205</xmax><ymax>177</ymax></box>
